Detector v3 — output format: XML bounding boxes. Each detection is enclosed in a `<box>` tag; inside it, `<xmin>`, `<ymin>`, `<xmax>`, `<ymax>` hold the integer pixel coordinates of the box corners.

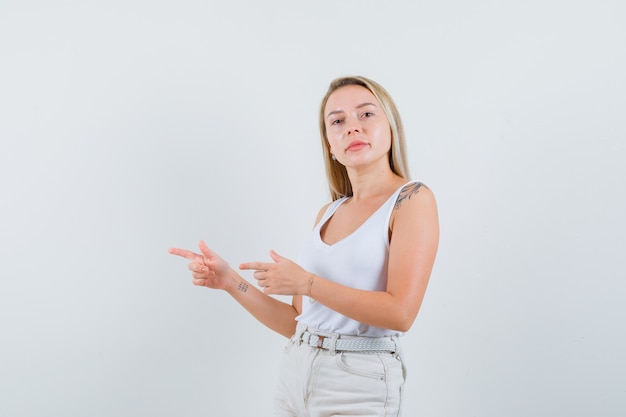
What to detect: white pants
<box><xmin>274</xmin><ymin>325</ymin><xmax>406</xmax><ymax>417</ymax></box>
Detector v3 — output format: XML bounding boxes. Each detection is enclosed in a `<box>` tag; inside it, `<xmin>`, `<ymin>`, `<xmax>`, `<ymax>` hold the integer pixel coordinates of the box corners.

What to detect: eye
<box><xmin>361</xmin><ymin>111</ymin><xmax>374</xmax><ymax>118</ymax></box>
<box><xmin>331</xmin><ymin>118</ymin><xmax>343</xmax><ymax>125</ymax></box>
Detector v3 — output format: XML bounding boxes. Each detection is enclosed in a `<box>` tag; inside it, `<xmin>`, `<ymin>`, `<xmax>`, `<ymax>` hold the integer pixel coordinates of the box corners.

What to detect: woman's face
<box><xmin>324</xmin><ymin>85</ymin><xmax>392</xmax><ymax>170</ymax></box>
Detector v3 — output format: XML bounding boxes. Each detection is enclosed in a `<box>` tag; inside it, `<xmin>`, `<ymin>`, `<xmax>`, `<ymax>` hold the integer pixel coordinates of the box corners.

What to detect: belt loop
<box><xmin>294</xmin><ymin>324</ymin><xmax>306</xmax><ymax>345</ymax></box>
<box><xmin>328</xmin><ymin>333</ymin><xmax>339</xmax><ymax>355</ymax></box>
<box><xmin>391</xmin><ymin>335</ymin><xmax>401</xmax><ymax>357</ymax></box>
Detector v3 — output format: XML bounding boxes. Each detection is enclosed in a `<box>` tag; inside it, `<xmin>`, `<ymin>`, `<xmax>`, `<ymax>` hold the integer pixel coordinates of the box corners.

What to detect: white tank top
<box><xmin>296</xmin><ymin>181</ymin><xmax>417</xmax><ymax>337</ymax></box>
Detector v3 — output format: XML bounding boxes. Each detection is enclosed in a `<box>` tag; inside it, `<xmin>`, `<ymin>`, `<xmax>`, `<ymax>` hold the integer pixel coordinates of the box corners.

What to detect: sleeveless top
<box><xmin>295</xmin><ymin>181</ymin><xmax>418</xmax><ymax>337</ymax></box>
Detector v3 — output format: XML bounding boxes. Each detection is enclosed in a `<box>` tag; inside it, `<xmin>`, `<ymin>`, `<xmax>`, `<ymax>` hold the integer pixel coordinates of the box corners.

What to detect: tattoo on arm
<box><xmin>237</xmin><ymin>282</ymin><xmax>249</xmax><ymax>293</ymax></box>
<box><xmin>394</xmin><ymin>182</ymin><xmax>426</xmax><ymax>210</ymax></box>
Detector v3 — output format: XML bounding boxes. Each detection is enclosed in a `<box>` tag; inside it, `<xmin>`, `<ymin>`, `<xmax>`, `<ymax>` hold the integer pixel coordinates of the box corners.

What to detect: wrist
<box><xmin>307</xmin><ymin>273</ymin><xmax>316</xmax><ymax>299</ymax></box>
<box><xmin>224</xmin><ymin>269</ymin><xmax>244</xmax><ymax>294</ymax></box>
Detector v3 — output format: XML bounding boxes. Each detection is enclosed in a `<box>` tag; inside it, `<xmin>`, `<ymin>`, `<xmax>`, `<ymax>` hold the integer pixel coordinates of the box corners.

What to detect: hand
<box><xmin>239</xmin><ymin>250</ymin><xmax>308</xmax><ymax>295</ymax></box>
<box><xmin>168</xmin><ymin>241</ymin><xmax>232</xmax><ymax>290</ymax></box>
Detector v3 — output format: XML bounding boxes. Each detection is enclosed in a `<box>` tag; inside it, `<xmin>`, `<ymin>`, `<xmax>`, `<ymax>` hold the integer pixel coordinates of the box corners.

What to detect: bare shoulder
<box><xmin>313</xmin><ymin>201</ymin><xmax>333</xmax><ymax>227</ymax></box>
<box><xmin>390</xmin><ymin>182</ymin><xmax>438</xmax><ymax>230</ymax></box>
<box><xmin>395</xmin><ymin>182</ymin><xmax>436</xmax><ymax>211</ymax></box>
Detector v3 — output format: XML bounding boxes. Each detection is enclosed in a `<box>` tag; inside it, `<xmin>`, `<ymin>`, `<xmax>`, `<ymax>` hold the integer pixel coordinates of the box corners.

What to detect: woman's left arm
<box><xmin>241</xmin><ymin>186</ymin><xmax>439</xmax><ymax>332</ymax></box>
<box><xmin>313</xmin><ymin>186</ymin><xmax>438</xmax><ymax>331</ymax></box>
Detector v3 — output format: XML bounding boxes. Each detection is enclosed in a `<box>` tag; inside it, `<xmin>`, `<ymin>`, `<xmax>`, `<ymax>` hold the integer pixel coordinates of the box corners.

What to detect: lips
<box><xmin>346</xmin><ymin>140</ymin><xmax>368</xmax><ymax>152</ymax></box>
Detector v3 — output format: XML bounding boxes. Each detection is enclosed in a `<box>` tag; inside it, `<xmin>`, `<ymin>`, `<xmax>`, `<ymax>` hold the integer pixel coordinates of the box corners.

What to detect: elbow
<box><xmin>388</xmin><ymin>310</ymin><xmax>417</xmax><ymax>333</ymax></box>
<box><xmin>393</xmin><ymin>319</ymin><xmax>414</xmax><ymax>333</ymax></box>
<box><xmin>383</xmin><ymin>296</ymin><xmax>420</xmax><ymax>332</ymax></box>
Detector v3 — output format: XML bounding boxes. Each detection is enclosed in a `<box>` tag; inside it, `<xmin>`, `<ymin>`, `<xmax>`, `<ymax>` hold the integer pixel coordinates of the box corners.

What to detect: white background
<box><xmin>1</xmin><ymin>1</ymin><xmax>625</xmax><ymax>416</ymax></box>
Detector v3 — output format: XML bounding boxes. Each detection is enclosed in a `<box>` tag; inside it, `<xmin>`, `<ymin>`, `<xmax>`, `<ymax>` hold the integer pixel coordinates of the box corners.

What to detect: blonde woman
<box><xmin>170</xmin><ymin>76</ymin><xmax>439</xmax><ymax>416</ymax></box>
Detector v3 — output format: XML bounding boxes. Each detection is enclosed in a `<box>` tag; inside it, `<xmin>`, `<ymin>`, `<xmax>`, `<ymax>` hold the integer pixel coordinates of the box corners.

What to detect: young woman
<box><xmin>169</xmin><ymin>76</ymin><xmax>439</xmax><ymax>416</ymax></box>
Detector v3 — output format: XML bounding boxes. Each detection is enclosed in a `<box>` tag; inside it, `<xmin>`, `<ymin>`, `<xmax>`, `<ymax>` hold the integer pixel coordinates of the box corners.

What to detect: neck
<box><xmin>347</xmin><ymin>166</ymin><xmax>405</xmax><ymax>200</ymax></box>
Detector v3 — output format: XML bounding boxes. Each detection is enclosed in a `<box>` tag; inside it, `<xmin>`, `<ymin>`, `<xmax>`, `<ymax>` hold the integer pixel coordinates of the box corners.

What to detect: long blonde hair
<box><xmin>319</xmin><ymin>76</ymin><xmax>411</xmax><ymax>200</ymax></box>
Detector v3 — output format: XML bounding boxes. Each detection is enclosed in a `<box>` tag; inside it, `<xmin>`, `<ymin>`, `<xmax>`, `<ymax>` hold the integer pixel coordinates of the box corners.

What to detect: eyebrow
<box><xmin>326</xmin><ymin>102</ymin><xmax>378</xmax><ymax>120</ymax></box>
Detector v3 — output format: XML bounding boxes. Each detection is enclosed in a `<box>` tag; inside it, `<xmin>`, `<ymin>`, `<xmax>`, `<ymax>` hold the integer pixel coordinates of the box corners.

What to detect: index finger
<box><xmin>168</xmin><ymin>247</ymin><xmax>202</xmax><ymax>261</ymax></box>
<box><xmin>239</xmin><ymin>262</ymin><xmax>271</xmax><ymax>271</ymax></box>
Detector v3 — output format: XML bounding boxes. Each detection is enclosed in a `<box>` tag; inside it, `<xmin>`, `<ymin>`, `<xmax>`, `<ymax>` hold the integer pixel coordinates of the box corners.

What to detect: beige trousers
<box><xmin>274</xmin><ymin>325</ymin><xmax>406</xmax><ymax>417</ymax></box>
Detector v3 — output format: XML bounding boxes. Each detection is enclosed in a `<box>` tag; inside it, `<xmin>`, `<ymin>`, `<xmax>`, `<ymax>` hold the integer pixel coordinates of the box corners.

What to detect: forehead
<box><xmin>324</xmin><ymin>85</ymin><xmax>379</xmax><ymax>114</ymax></box>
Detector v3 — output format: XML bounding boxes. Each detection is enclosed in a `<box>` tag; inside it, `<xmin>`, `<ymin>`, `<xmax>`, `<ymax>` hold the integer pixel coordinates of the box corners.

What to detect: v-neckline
<box><xmin>318</xmin><ymin>187</ymin><xmax>401</xmax><ymax>247</ymax></box>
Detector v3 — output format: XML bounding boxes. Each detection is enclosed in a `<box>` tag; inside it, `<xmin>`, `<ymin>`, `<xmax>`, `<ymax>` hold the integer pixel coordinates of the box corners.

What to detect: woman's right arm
<box><xmin>224</xmin><ymin>268</ymin><xmax>300</xmax><ymax>338</ymax></box>
<box><xmin>169</xmin><ymin>241</ymin><xmax>300</xmax><ymax>338</ymax></box>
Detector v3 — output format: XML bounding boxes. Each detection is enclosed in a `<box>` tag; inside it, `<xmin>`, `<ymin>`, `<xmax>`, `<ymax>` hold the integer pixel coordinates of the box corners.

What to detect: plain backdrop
<box><xmin>1</xmin><ymin>1</ymin><xmax>625</xmax><ymax>416</ymax></box>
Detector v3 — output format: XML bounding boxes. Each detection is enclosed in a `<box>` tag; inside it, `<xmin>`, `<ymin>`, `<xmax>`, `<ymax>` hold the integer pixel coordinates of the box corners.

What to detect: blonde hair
<box><xmin>319</xmin><ymin>76</ymin><xmax>411</xmax><ymax>200</ymax></box>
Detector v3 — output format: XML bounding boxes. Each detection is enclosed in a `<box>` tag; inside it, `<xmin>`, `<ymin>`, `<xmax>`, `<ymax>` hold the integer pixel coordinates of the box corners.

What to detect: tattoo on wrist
<box><xmin>237</xmin><ymin>282</ymin><xmax>249</xmax><ymax>293</ymax></box>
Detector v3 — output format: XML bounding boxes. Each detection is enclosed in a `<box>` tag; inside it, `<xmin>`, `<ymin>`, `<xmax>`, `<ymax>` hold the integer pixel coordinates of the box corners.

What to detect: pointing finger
<box><xmin>239</xmin><ymin>262</ymin><xmax>271</xmax><ymax>271</ymax></box>
<box><xmin>168</xmin><ymin>247</ymin><xmax>202</xmax><ymax>261</ymax></box>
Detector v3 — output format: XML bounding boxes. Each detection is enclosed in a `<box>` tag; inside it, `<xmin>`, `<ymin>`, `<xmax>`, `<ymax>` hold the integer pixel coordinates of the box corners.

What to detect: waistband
<box><xmin>293</xmin><ymin>324</ymin><xmax>398</xmax><ymax>354</ymax></box>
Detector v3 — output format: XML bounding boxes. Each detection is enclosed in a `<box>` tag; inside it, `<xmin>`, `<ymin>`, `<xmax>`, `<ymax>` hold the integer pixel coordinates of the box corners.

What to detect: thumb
<box><xmin>269</xmin><ymin>250</ymin><xmax>283</xmax><ymax>263</ymax></box>
<box><xmin>199</xmin><ymin>240</ymin><xmax>215</xmax><ymax>259</ymax></box>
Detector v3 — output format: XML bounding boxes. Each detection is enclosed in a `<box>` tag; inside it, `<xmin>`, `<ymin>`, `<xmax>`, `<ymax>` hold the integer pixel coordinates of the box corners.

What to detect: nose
<box><xmin>345</xmin><ymin>117</ymin><xmax>361</xmax><ymax>135</ymax></box>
